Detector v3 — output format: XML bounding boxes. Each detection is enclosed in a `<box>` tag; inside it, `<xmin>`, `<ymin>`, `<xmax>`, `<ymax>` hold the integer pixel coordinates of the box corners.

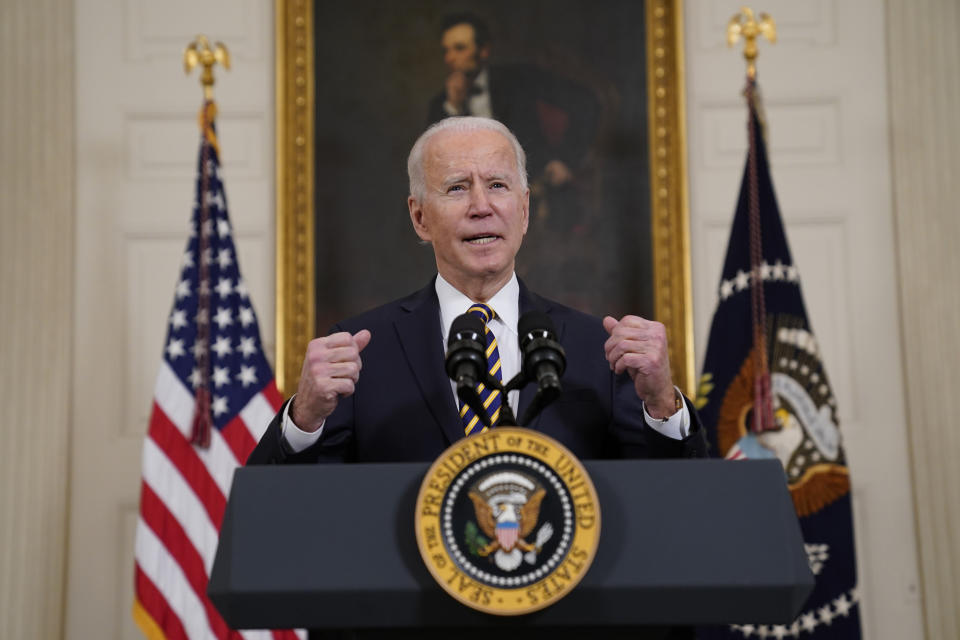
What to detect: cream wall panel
<box><xmin>125</xmin><ymin>0</ymin><xmax>265</xmax><ymax>61</ymax></box>
<box><xmin>698</xmin><ymin>100</ymin><xmax>841</xmax><ymax>168</ymax></box>
<box><xmin>125</xmin><ymin>111</ymin><xmax>268</xmax><ymax>181</ymax></box>
<box><xmin>124</xmin><ymin>236</ymin><xmax>187</xmax><ymax>432</ymax></box>
<box><xmin>120</xmin><ymin>180</ymin><xmax>272</xmax><ymax>236</ymax></box>
<box><xmin>68</xmin><ymin>0</ymin><xmax>275</xmax><ymax>636</ymax></box>
<box><xmin>0</xmin><ymin>1</ymin><xmax>74</xmax><ymax>637</ymax></box>
<box><xmin>887</xmin><ymin>0</ymin><xmax>960</xmax><ymax>636</ymax></box>
<box><xmin>685</xmin><ymin>1</ymin><xmax>922</xmax><ymax>638</ymax></box>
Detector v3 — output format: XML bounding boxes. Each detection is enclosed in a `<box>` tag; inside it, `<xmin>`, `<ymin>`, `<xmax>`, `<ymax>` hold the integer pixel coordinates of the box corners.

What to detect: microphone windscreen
<box><xmin>518</xmin><ymin>311</ymin><xmax>556</xmax><ymax>343</ymax></box>
<box><xmin>448</xmin><ymin>313</ymin><xmax>485</xmax><ymax>346</ymax></box>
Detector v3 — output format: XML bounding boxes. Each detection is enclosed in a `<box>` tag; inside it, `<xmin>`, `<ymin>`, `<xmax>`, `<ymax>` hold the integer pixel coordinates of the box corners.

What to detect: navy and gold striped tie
<box><xmin>460</xmin><ymin>303</ymin><xmax>502</xmax><ymax>435</ymax></box>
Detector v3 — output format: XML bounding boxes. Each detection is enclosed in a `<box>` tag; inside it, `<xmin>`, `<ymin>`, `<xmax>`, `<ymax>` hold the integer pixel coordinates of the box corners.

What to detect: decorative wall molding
<box><xmin>124</xmin><ymin>0</ymin><xmax>264</xmax><ymax>61</ymax></box>
<box><xmin>125</xmin><ymin>111</ymin><xmax>267</xmax><ymax>180</ymax></box>
<box><xmin>697</xmin><ymin>99</ymin><xmax>842</xmax><ymax>168</ymax></box>
<box><xmin>123</xmin><ymin>237</ymin><xmax>187</xmax><ymax>433</ymax></box>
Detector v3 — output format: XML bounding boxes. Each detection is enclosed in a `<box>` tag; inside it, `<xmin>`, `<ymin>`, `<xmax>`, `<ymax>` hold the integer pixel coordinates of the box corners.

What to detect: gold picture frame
<box><xmin>274</xmin><ymin>0</ymin><xmax>692</xmax><ymax>396</ymax></box>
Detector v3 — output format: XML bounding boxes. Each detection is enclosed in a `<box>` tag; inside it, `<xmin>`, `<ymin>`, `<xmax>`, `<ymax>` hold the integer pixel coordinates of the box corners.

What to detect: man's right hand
<box><xmin>290</xmin><ymin>330</ymin><xmax>372</xmax><ymax>432</ymax></box>
<box><xmin>445</xmin><ymin>71</ymin><xmax>469</xmax><ymax>113</ymax></box>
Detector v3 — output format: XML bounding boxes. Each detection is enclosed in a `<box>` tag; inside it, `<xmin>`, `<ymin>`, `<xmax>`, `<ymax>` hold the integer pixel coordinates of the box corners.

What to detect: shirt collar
<box><xmin>435</xmin><ymin>272</ymin><xmax>519</xmax><ymax>338</ymax></box>
<box><xmin>472</xmin><ymin>67</ymin><xmax>489</xmax><ymax>92</ymax></box>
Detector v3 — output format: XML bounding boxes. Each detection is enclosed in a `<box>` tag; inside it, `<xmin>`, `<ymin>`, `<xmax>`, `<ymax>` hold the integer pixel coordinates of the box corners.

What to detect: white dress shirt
<box><xmin>282</xmin><ymin>273</ymin><xmax>690</xmax><ymax>452</ymax></box>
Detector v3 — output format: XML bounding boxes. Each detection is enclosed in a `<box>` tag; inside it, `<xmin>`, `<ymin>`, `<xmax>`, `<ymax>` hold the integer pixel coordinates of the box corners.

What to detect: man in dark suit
<box><xmin>248</xmin><ymin>117</ymin><xmax>705</xmax><ymax>465</ymax></box>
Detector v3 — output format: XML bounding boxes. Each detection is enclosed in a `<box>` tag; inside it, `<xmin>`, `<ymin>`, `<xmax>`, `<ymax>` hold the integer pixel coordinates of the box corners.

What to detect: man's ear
<box><xmin>408</xmin><ymin>195</ymin><xmax>431</xmax><ymax>242</ymax></box>
<box><xmin>478</xmin><ymin>45</ymin><xmax>491</xmax><ymax>64</ymax></box>
<box><xmin>520</xmin><ymin>188</ymin><xmax>530</xmax><ymax>235</ymax></box>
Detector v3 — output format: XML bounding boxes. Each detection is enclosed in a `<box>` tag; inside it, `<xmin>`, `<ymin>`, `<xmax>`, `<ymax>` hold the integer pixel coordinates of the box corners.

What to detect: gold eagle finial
<box><xmin>727</xmin><ymin>7</ymin><xmax>776</xmax><ymax>80</ymax></box>
<box><xmin>184</xmin><ymin>35</ymin><xmax>231</xmax><ymax>101</ymax></box>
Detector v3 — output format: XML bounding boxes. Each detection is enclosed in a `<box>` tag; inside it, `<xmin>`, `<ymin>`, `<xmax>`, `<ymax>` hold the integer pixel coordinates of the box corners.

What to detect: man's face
<box><xmin>441</xmin><ymin>23</ymin><xmax>489</xmax><ymax>75</ymax></box>
<box><xmin>408</xmin><ymin>129</ymin><xmax>529</xmax><ymax>296</ymax></box>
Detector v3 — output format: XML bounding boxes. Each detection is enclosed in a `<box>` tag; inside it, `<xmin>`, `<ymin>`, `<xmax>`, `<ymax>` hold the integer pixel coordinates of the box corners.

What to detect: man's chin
<box><xmin>462</xmin><ymin>251</ymin><xmax>512</xmax><ymax>274</ymax></box>
<box><xmin>445</xmin><ymin>262</ymin><xmax>513</xmax><ymax>287</ymax></box>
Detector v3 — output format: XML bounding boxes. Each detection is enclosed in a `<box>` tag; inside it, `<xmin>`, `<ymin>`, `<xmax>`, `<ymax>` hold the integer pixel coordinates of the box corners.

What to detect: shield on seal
<box><xmin>496</xmin><ymin>521</ymin><xmax>519</xmax><ymax>551</ymax></box>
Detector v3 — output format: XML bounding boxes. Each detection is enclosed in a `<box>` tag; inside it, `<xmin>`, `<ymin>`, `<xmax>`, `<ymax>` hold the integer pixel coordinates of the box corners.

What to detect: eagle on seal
<box><xmin>469</xmin><ymin>487</ymin><xmax>546</xmax><ymax>557</ymax></box>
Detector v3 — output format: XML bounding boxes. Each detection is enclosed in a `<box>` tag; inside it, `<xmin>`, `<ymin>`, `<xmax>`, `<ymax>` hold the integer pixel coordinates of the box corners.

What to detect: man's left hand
<box><xmin>602</xmin><ymin>315</ymin><xmax>677</xmax><ymax>419</ymax></box>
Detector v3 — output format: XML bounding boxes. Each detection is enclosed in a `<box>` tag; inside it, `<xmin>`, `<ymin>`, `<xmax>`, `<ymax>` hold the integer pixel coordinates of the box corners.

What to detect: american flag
<box><xmin>133</xmin><ymin>102</ymin><xmax>302</xmax><ymax>640</ymax></box>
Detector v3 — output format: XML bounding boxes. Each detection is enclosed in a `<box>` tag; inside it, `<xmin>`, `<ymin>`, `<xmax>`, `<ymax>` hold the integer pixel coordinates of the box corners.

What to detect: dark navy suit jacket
<box><xmin>248</xmin><ymin>279</ymin><xmax>706</xmax><ymax>465</ymax></box>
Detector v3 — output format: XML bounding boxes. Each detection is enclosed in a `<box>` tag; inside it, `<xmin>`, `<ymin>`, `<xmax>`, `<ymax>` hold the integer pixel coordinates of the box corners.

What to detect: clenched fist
<box><xmin>290</xmin><ymin>330</ymin><xmax>371</xmax><ymax>432</ymax></box>
<box><xmin>602</xmin><ymin>315</ymin><xmax>676</xmax><ymax>419</ymax></box>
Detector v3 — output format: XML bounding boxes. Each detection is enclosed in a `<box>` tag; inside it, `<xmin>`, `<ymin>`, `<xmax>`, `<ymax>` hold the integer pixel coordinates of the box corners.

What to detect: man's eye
<box><xmin>448</xmin><ymin>185</ymin><xmax>465</xmax><ymax>193</ymax></box>
<box><xmin>491</xmin><ymin>182</ymin><xmax>506</xmax><ymax>189</ymax></box>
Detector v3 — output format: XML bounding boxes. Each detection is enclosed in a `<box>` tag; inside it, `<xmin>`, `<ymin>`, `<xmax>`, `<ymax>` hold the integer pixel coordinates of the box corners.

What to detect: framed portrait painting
<box><xmin>275</xmin><ymin>0</ymin><xmax>692</xmax><ymax>395</ymax></box>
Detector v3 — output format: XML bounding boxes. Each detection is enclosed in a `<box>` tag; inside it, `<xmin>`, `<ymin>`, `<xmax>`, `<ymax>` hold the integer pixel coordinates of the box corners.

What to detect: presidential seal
<box><xmin>415</xmin><ymin>428</ymin><xmax>600</xmax><ymax>616</ymax></box>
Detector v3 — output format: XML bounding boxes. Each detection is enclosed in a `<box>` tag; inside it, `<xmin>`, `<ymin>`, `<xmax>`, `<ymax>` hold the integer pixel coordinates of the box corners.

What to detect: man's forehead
<box><xmin>443</xmin><ymin>23</ymin><xmax>476</xmax><ymax>45</ymax></box>
<box><xmin>424</xmin><ymin>130</ymin><xmax>516</xmax><ymax>174</ymax></box>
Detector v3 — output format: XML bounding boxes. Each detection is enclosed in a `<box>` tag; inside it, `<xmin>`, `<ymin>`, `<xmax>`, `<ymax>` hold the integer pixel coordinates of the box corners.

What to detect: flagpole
<box><xmin>184</xmin><ymin>36</ymin><xmax>231</xmax><ymax>448</ymax></box>
<box><xmin>727</xmin><ymin>9</ymin><xmax>777</xmax><ymax>434</ymax></box>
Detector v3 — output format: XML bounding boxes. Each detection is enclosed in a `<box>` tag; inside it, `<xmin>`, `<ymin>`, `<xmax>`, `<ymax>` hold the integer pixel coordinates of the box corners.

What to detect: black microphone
<box><xmin>518</xmin><ymin>311</ymin><xmax>566</xmax><ymax>404</ymax></box>
<box><xmin>445</xmin><ymin>313</ymin><xmax>492</xmax><ymax>427</ymax></box>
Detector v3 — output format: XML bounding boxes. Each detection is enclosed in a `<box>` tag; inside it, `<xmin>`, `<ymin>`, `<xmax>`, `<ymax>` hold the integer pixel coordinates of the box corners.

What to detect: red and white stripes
<box><xmin>134</xmin><ymin>362</ymin><xmax>302</xmax><ymax>640</ymax></box>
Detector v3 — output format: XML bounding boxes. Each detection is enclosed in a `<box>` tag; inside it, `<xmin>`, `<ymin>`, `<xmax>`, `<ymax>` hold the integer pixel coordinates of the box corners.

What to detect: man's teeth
<box><xmin>466</xmin><ymin>236</ymin><xmax>497</xmax><ymax>245</ymax></box>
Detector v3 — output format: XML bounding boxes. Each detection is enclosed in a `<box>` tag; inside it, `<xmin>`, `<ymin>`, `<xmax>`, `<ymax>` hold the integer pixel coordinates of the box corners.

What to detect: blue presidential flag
<box><xmin>696</xmin><ymin>85</ymin><xmax>862</xmax><ymax>639</ymax></box>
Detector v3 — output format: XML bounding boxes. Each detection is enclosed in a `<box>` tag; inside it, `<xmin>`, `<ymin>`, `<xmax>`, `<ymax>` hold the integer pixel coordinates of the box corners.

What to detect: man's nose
<box><xmin>469</xmin><ymin>186</ymin><xmax>493</xmax><ymax>215</ymax></box>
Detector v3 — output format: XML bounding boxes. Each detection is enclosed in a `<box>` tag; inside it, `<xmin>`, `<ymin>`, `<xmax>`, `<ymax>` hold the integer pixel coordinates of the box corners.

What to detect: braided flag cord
<box><xmin>132</xmin><ymin>101</ymin><xmax>304</xmax><ymax>640</ymax></box>
<box><xmin>745</xmin><ymin>79</ymin><xmax>776</xmax><ymax>437</ymax></box>
<box><xmin>460</xmin><ymin>303</ymin><xmax>503</xmax><ymax>434</ymax></box>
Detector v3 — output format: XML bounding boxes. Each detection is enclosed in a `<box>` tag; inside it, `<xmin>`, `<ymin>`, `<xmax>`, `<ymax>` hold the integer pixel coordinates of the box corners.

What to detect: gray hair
<box><xmin>407</xmin><ymin>117</ymin><xmax>528</xmax><ymax>201</ymax></box>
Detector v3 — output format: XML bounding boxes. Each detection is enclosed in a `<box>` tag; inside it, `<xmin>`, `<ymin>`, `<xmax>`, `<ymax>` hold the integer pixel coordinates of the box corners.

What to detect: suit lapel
<box><xmin>516</xmin><ymin>281</ymin><xmax>564</xmax><ymax>430</ymax></box>
<box><xmin>394</xmin><ymin>281</ymin><xmax>462</xmax><ymax>445</ymax></box>
<box><xmin>392</xmin><ymin>278</ymin><xmax>564</xmax><ymax>440</ymax></box>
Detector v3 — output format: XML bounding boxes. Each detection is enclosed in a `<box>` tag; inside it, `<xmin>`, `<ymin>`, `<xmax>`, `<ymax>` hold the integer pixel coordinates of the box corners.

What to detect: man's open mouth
<box><xmin>464</xmin><ymin>235</ymin><xmax>499</xmax><ymax>245</ymax></box>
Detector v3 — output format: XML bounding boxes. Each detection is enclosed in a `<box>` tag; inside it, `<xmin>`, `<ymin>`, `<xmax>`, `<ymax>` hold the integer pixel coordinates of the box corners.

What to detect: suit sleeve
<box><xmin>245</xmin><ymin>395</ymin><xmax>358</xmax><ymax>465</ymax></box>
<box><xmin>609</xmin><ymin>370</ymin><xmax>709</xmax><ymax>459</ymax></box>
